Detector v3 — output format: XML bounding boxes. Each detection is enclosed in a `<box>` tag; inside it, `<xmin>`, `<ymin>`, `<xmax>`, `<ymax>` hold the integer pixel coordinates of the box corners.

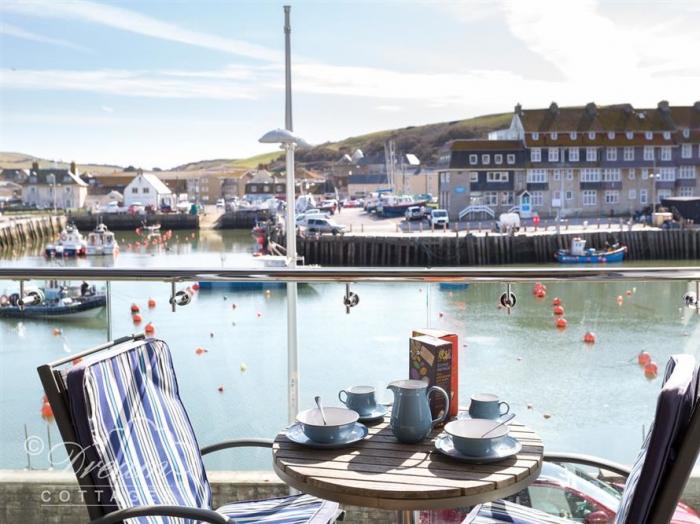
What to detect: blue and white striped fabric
<box><xmin>68</xmin><ymin>338</ymin><xmax>212</xmax><ymax>523</ymax></box>
<box><xmin>217</xmin><ymin>494</ymin><xmax>338</xmax><ymax>524</ymax></box>
<box><xmin>464</xmin><ymin>500</ymin><xmax>572</xmax><ymax>523</ymax></box>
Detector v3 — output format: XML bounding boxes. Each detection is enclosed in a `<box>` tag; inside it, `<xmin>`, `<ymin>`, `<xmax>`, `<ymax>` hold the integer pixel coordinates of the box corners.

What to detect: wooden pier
<box><xmin>287</xmin><ymin>229</ymin><xmax>700</xmax><ymax>266</ymax></box>
<box><xmin>0</xmin><ymin>215</ymin><xmax>66</xmax><ymax>250</ymax></box>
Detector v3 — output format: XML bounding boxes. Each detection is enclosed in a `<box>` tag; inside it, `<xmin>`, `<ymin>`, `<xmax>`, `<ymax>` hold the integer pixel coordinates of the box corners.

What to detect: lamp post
<box><xmin>650</xmin><ymin>172</ymin><xmax>661</xmax><ymax>215</ymax></box>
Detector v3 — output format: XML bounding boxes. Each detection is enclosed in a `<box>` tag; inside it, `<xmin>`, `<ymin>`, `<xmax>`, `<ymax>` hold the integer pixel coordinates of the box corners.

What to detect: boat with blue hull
<box><xmin>555</xmin><ymin>238</ymin><xmax>627</xmax><ymax>264</ymax></box>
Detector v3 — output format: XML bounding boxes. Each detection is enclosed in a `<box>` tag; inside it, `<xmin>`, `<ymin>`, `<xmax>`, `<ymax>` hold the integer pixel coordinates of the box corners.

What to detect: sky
<box><xmin>1</xmin><ymin>0</ymin><xmax>699</xmax><ymax>169</ymax></box>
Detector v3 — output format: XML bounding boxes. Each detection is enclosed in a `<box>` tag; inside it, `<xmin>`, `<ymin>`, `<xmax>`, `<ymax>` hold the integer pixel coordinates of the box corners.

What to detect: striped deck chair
<box><xmin>465</xmin><ymin>354</ymin><xmax>700</xmax><ymax>524</ymax></box>
<box><xmin>38</xmin><ymin>334</ymin><xmax>341</xmax><ymax>524</ymax></box>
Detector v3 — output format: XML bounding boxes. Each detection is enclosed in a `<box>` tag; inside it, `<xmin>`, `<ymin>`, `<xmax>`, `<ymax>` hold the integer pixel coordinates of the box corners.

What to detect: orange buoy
<box><xmin>147</xmin><ymin>298</ymin><xmax>156</xmax><ymax>308</ymax></box>
<box><xmin>551</xmin><ymin>297</ymin><xmax>561</xmax><ymax>306</ymax></box>
<box><xmin>195</xmin><ymin>347</ymin><xmax>207</xmax><ymax>355</ymax></box>
<box><xmin>553</xmin><ymin>305</ymin><xmax>565</xmax><ymax>316</ymax></box>
<box><xmin>52</xmin><ymin>327</ymin><xmax>62</xmax><ymax>336</ymax></box>
<box><xmin>130</xmin><ymin>303</ymin><xmax>140</xmax><ymax>313</ymax></box>
<box><xmin>132</xmin><ymin>313</ymin><xmax>143</xmax><ymax>324</ymax></box>
<box><xmin>41</xmin><ymin>400</ymin><xmax>54</xmax><ymax>422</ymax></box>
<box><xmin>144</xmin><ymin>322</ymin><xmax>155</xmax><ymax>335</ymax></box>
<box><xmin>192</xmin><ymin>283</ymin><xmax>200</xmax><ymax>291</ymax></box>
<box><xmin>644</xmin><ymin>361</ymin><xmax>658</xmax><ymax>379</ymax></box>
<box><xmin>626</xmin><ymin>290</ymin><xmax>632</xmax><ymax>296</ymax></box>
<box><xmin>72</xmin><ymin>357</ymin><xmax>83</xmax><ymax>366</ymax></box>
<box><xmin>556</xmin><ymin>317</ymin><xmax>568</xmax><ymax>329</ymax></box>
<box><xmin>583</xmin><ymin>331</ymin><xmax>596</xmax><ymax>344</ymax></box>
<box><xmin>638</xmin><ymin>351</ymin><xmax>651</xmax><ymax>366</ymax></box>
<box><xmin>536</xmin><ymin>289</ymin><xmax>546</xmax><ymax>299</ymax></box>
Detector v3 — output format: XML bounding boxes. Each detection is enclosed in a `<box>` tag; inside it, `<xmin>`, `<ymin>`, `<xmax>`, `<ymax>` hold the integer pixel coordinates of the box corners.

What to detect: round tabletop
<box><xmin>272</xmin><ymin>418</ymin><xmax>543</xmax><ymax>511</ymax></box>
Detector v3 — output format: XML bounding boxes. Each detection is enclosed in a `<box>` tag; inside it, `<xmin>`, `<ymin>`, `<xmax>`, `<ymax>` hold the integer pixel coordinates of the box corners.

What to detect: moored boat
<box><xmin>86</xmin><ymin>223</ymin><xmax>119</xmax><ymax>256</ymax></box>
<box><xmin>45</xmin><ymin>224</ymin><xmax>86</xmax><ymax>257</ymax></box>
<box><xmin>377</xmin><ymin>195</ymin><xmax>430</xmax><ymax>217</ymax></box>
<box><xmin>0</xmin><ymin>282</ymin><xmax>106</xmax><ymax>319</ymax></box>
<box><xmin>555</xmin><ymin>238</ymin><xmax>627</xmax><ymax>264</ymax></box>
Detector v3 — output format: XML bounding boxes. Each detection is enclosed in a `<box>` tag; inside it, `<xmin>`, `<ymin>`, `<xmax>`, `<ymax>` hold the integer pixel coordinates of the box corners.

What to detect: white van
<box><xmin>429</xmin><ymin>209</ymin><xmax>449</xmax><ymax>227</ymax></box>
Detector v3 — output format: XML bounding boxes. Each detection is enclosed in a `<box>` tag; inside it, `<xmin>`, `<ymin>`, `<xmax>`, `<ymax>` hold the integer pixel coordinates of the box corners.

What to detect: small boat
<box><xmin>86</xmin><ymin>223</ymin><xmax>119</xmax><ymax>256</ymax></box>
<box><xmin>377</xmin><ymin>195</ymin><xmax>430</xmax><ymax>218</ymax></box>
<box><xmin>555</xmin><ymin>238</ymin><xmax>627</xmax><ymax>264</ymax></box>
<box><xmin>0</xmin><ymin>282</ymin><xmax>106</xmax><ymax>319</ymax></box>
<box><xmin>45</xmin><ymin>224</ymin><xmax>87</xmax><ymax>257</ymax></box>
<box><xmin>136</xmin><ymin>222</ymin><xmax>161</xmax><ymax>239</ymax></box>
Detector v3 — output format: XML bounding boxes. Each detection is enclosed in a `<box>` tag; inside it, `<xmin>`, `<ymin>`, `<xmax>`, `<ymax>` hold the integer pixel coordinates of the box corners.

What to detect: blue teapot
<box><xmin>387</xmin><ymin>379</ymin><xmax>449</xmax><ymax>444</ymax></box>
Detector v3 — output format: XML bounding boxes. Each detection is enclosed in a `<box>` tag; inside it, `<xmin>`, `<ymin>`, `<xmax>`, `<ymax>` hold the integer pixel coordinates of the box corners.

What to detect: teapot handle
<box><xmin>428</xmin><ymin>386</ymin><xmax>449</xmax><ymax>427</ymax></box>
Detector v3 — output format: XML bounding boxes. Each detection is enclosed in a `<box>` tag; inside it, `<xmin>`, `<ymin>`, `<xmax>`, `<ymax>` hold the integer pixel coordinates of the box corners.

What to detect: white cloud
<box><xmin>0</xmin><ymin>22</ymin><xmax>89</xmax><ymax>52</ymax></box>
<box><xmin>0</xmin><ymin>0</ymin><xmax>278</xmax><ymax>61</ymax></box>
<box><xmin>376</xmin><ymin>105</ymin><xmax>403</xmax><ymax>112</ymax></box>
<box><xmin>100</xmin><ymin>106</ymin><xmax>114</xmax><ymax>113</ymax></box>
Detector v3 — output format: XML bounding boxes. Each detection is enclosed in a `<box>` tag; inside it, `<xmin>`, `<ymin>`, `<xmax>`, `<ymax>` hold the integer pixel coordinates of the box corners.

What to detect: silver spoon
<box><xmin>480</xmin><ymin>413</ymin><xmax>516</xmax><ymax>438</ymax></box>
<box><xmin>314</xmin><ymin>396</ymin><xmax>327</xmax><ymax>425</ymax></box>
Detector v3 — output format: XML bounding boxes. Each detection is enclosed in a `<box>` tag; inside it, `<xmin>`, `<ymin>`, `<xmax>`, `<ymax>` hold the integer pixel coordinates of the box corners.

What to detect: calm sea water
<box><xmin>0</xmin><ymin>230</ymin><xmax>698</xmax><ymax>471</ymax></box>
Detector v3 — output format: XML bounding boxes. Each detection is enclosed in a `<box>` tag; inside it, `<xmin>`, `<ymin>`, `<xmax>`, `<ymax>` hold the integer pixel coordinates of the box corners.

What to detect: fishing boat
<box><xmin>0</xmin><ymin>282</ymin><xmax>106</xmax><ymax>319</ymax></box>
<box><xmin>554</xmin><ymin>237</ymin><xmax>627</xmax><ymax>264</ymax></box>
<box><xmin>377</xmin><ymin>195</ymin><xmax>430</xmax><ymax>218</ymax></box>
<box><xmin>45</xmin><ymin>224</ymin><xmax>87</xmax><ymax>257</ymax></box>
<box><xmin>86</xmin><ymin>223</ymin><xmax>119</xmax><ymax>256</ymax></box>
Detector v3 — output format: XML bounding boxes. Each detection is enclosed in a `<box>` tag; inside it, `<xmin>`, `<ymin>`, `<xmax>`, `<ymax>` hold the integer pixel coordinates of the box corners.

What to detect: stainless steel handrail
<box><xmin>0</xmin><ymin>266</ymin><xmax>699</xmax><ymax>282</ymax></box>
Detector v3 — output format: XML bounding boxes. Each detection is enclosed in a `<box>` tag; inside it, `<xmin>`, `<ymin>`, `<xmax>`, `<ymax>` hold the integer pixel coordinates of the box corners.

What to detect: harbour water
<box><xmin>0</xmin><ymin>229</ymin><xmax>698</xmax><ymax>471</ymax></box>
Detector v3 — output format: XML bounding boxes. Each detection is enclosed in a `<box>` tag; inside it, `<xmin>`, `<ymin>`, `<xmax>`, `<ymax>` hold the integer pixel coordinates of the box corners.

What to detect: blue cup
<box><xmin>445</xmin><ymin>419</ymin><xmax>509</xmax><ymax>456</ymax></box>
<box><xmin>468</xmin><ymin>393</ymin><xmax>509</xmax><ymax>420</ymax></box>
<box><xmin>338</xmin><ymin>386</ymin><xmax>377</xmax><ymax>417</ymax></box>
<box><xmin>296</xmin><ymin>407</ymin><xmax>358</xmax><ymax>443</ymax></box>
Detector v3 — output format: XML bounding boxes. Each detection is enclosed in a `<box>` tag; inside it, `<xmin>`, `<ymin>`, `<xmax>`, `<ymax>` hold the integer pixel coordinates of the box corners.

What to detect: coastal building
<box><xmin>439</xmin><ymin>101</ymin><xmax>700</xmax><ymax>219</ymax></box>
<box><xmin>244</xmin><ymin>170</ymin><xmax>286</xmax><ymax>199</ymax></box>
<box><xmin>123</xmin><ymin>172</ymin><xmax>174</xmax><ymax>210</ymax></box>
<box><xmin>0</xmin><ymin>162</ymin><xmax>89</xmax><ymax>210</ymax></box>
<box><xmin>0</xmin><ymin>181</ymin><xmax>22</xmax><ymax>207</ymax></box>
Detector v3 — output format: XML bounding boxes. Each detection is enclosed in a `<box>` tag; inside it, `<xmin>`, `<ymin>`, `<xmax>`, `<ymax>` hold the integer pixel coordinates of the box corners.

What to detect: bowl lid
<box><xmin>296</xmin><ymin>407</ymin><xmax>359</xmax><ymax>427</ymax></box>
<box><xmin>445</xmin><ymin>419</ymin><xmax>509</xmax><ymax>439</ymax></box>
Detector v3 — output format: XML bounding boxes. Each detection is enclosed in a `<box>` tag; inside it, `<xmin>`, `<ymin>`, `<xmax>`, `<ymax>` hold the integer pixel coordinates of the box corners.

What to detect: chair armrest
<box><xmin>88</xmin><ymin>505</ymin><xmax>229</xmax><ymax>524</ymax></box>
<box><xmin>545</xmin><ymin>451</ymin><xmax>632</xmax><ymax>477</ymax></box>
<box><xmin>200</xmin><ymin>438</ymin><xmax>274</xmax><ymax>456</ymax></box>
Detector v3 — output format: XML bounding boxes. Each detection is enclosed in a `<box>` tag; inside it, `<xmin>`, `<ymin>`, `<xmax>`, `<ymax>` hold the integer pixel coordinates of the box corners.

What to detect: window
<box><xmin>680</xmin><ymin>187</ymin><xmax>695</xmax><ymax>197</ymax></box>
<box><xmin>640</xmin><ymin>189</ymin><xmax>648</xmax><ymax>204</ymax></box>
<box><xmin>645</xmin><ymin>131</ymin><xmax>653</xmax><ymax>140</ymax></box>
<box><xmin>566</xmin><ymin>191</ymin><xmax>573</xmax><ymax>201</ymax></box>
<box><xmin>570</xmin><ymin>131</ymin><xmax>577</xmax><ymax>140</ymax></box>
<box><xmin>606</xmin><ymin>148</ymin><xmax>617</xmax><ymax>161</ymax></box>
<box><xmin>132</xmin><ymin>187</ymin><xmax>138</xmax><ymax>194</ymax></box>
<box><xmin>641</xmin><ymin>168</ymin><xmax>649</xmax><ymax>179</ymax></box>
<box><xmin>551</xmin><ymin>132</ymin><xmax>558</xmax><ymax>140</ymax></box>
<box><xmin>553</xmin><ymin>170</ymin><xmax>560</xmax><ymax>181</ymax></box>
<box><xmin>532</xmin><ymin>132</ymin><xmax>539</xmax><ymax>140</ymax></box>
<box><xmin>581</xmin><ymin>168</ymin><xmax>601</xmax><ymax>182</ymax></box>
<box><xmin>628</xmin><ymin>169</ymin><xmax>636</xmax><ymax>180</ymax></box>
<box><xmin>495</xmin><ymin>154</ymin><xmax>503</xmax><ymax>165</ymax></box>
<box><xmin>626</xmin><ymin>131</ymin><xmax>634</xmax><ymax>140</ymax></box>
<box><xmin>548</xmin><ymin>147</ymin><xmax>559</xmax><ymax>162</ymax></box>
<box><xmin>469</xmin><ymin>172</ymin><xmax>479</xmax><ymax>182</ymax></box>
<box><xmin>683</xmin><ymin>128</ymin><xmax>690</xmax><ymax>138</ymax></box>
<box><xmin>586</xmin><ymin>147</ymin><xmax>597</xmax><ymax>161</ymax></box>
<box><xmin>643</xmin><ymin>146</ymin><xmax>654</xmax><ymax>161</ymax></box>
<box><xmin>506</xmin><ymin>154</ymin><xmax>515</xmax><ymax>165</ymax></box>
<box><xmin>623</xmin><ymin>147</ymin><xmax>634</xmax><ymax>161</ymax></box>
<box><xmin>487</xmin><ymin>172</ymin><xmax>508</xmax><ymax>182</ymax></box>
<box><xmin>143</xmin><ymin>187</ymin><xmax>150</xmax><ymax>194</ymax></box>
<box><xmin>275</xmin><ymin>184</ymin><xmax>284</xmax><ymax>192</ymax></box>
<box><xmin>659</xmin><ymin>167</ymin><xmax>675</xmax><ymax>181</ymax></box>
<box><xmin>588</xmin><ymin>131</ymin><xmax>595</xmax><ymax>140</ymax></box>
<box><xmin>552</xmin><ymin>190</ymin><xmax>561</xmax><ymax>204</ymax></box>
<box><xmin>663</xmin><ymin>131</ymin><xmax>671</xmax><ymax>140</ymax></box>
<box><xmin>603</xmin><ymin>168</ymin><xmax>620</xmax><ymax>182</ymax></box>
<box><xmin>485</xmin><ymin>191</ymin><xmax>498</xmax><ymax>205</ymax></box>
<box><xmin>605</xmin><ymin>190</ymin><xmax>619</xmax><ymax>204</ymax></box>
<box><xmin>583</xmin><ymin>190</ymin><xmax>597</xmax><ymax>206</ymax></box>
<box><xmin>657</xmin><ymin>188</ymin><xmax>672</xmax><ymax>202</ymax></box>
<box><xmin>568</xmin><ymin>147</ymin><xmax>579</xmax><ymax>162</ymax></box>
<box><xmin>682</xmin><ymin>144</ymin><xmax>692</xmax><ymax>159</ymax></box>
<box><xmin>500</xmin><ymin>192</ymin><xmax>514</xmax><ymax>205</ymax></box>
<box><xmin>565</xmin><ymin>169</ymin><xmax>573</xmax><ymax>180</ymax></box>
<box><xmin>628</xmin><ymin>189</ymin><xmax>636</xmax><ymax>200</ymax></box>
<box><xmin>607</xmin><ymin>131</ymin><xmax>615</xmax><ymax>139</ymax></box>
<box><xmin>530</xmin><ymin>148</ymin><xmax>541</xmax><ymax>162</ymax></box>
<box><xmin>469</xmin><ymin>154</ymin><xmax>477</xmax><ymax>165</ymax></box>
<box><xmin>530</xmin><ymin>191</ymin><xmax>544</xmax><ymax>206</ymax></box>
<box><xmin>679</xmin><ymin>166</ymin><xmax>696</xmax><ymax>179</ymax></box>
<box><xmin>527</xmin><ymin>169</ymin><xmax>547</xmax><ymax>183</ymax></box>
<box><xmin>660</xmin><ymin>147</ymin><xmax>671</xmax><ymax>161</ymax></box>
<box><xmin>482</xmin><ymin>154</ymin><xmax>490</xmax><ymax>164</ymax></box>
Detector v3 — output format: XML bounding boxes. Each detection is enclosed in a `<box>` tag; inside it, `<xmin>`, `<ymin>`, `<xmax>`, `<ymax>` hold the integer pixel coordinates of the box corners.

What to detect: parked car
<box><xmin>216</xmin><ymin>198</ymin><xmax>225</xmax><ymax>209</ymax></box>
<box><xmin>342</xmin><ymin>198</ymin><xmax>360</xmax><ymax>208</ymax></box>
<box><xmin>429</xmin><ymin>208</ymin><xmax>449</xmax><ymax>227</ymax></box>
<box><xmin>305</xmin><ymin>217</ymin><xmax>346</xmax><ymax>235</ymax></box>
<box><xmin>319</xmin><ymin>200</ymin><xmax>337</xmax><ymax>215</ymax></box>
<box><xmin>100</xmin><ymin>201</ymin><xmax>126</xmax><ymax>214</ymax></box>
<box><xmin>127</xmin><ymin>203</ymin><xmax>146</xmax><ymax>215</ymax></box>
<box><xmin>404</xmin><ymin>205</ymin><xmax>426</xmax><ymax>221</ymax></box>
<box><xmin>296</xmin><ymin>209</ymin><xmax>329</xmax><ymax>226</ymax></box>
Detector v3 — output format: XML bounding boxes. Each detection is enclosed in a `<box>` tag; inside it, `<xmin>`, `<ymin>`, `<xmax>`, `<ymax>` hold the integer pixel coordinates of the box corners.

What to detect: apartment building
<box><xmin>439</xmin><ymin>101</ymin><xmax>700</xmax><ymax>219</ymax></box>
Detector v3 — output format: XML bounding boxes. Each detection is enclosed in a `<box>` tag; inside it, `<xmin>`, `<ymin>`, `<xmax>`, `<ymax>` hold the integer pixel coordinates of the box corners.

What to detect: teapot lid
<box><xmin>388</xmin><ymin>379</ymin><xmax>428</xmax><ymax>390</ymax></box>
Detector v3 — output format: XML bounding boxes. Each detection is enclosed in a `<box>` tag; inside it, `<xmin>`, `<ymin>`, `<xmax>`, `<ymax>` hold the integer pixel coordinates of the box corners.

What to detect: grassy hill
<box><xmin>0</xmin><ymin>152</ymin><xmax>123</xmax><ymax>174</ymax></box>
<box><xmin>170</xmin><ymin>151</ymin><xmax>284</xmax><ymax>172</ymax></box>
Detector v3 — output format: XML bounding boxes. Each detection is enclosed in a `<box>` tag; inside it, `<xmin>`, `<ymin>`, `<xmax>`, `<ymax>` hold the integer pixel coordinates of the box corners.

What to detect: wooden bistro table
<box><xmin>272</xmin><ymin>417</ymin><xmax>543</xmax><ymax>524</ymax></box>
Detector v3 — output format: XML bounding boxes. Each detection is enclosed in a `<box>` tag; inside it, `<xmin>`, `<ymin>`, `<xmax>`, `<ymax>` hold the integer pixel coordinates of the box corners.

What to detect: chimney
<box><xmin>585</xmin><ymin>102</ymin><xmax>597</xmax><ymax>118</ymax></box>
<box><xmin>693</xmin><ymin>101</ymin><xmax>700</xmax><ymax>112</ymax></box>
<box><xmin>70</xmin><ymin>161</ymin><xmax>76</xmax><ymax>175</ymax></box>
<box><xmin>31</xmin><ymin>161</ymin><xmax>39</xmax><ymax>172</ymax></box>
<box><xmin>549</xmin><ymin>102</ymin><xmax>559</xmax><ymax>115</ymax></box>
<box><xmin>514</xmin><ymin>103</ymin><xmax>523</xmax><ymax>116</ymax></box>
<box><xmin>657</xmin><ymin>100</ymin><xmax>670</xmax><ymax>113</ymax></box>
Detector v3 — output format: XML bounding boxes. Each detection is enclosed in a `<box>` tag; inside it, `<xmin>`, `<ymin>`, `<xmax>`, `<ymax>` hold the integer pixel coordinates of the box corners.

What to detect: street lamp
<box><xmin>650</xmin><ymin>172</ymin><xmax>661</xmax><ymax>214</ymax></box>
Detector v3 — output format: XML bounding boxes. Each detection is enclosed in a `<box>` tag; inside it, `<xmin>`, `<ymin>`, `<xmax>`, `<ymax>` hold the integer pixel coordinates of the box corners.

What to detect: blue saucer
<box><xmin>285</xmin><ymin>422</ymin><xmax>368</xmax><ymax>449</ymax></box>
<box><xmin>458</xmin><ymin>411</ymin><xmax>514</xmax><ymax>424</ymax></box>
<box><xmin>434</xmin><ymin>434</ymin><xmax>522</xmax><ymax>464</ymax></box>
<box><xmin>357</xmin><ymin>404</ymin><xmax>387</xmax><ymax>423</ymax></box>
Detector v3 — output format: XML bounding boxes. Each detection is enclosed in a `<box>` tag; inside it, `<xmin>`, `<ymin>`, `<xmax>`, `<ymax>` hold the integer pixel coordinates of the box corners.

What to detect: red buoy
<box><xmin>626</xmin><ymin>290</ymin><xmax>632</xmax><ymax>296</ymax></box>
<box><xmin>644</xmin><ymin>361</ymin><xmax>659</xmax><ymax>379</ymax></box>
<box><xmin>217</xmin><ymin>385</ymin><xmax>224</xmax><ymax>393</ymax></box>
<box><xmin>130</xmin><ymin>303</ymin><xmax>140</xmax><ymax>313</ymax></box>
<box><xmin>553</xmin><ymin>305</ymin><xmax>565</xmax><ymax>316</ymax></box>
<box><xmin>192</xmin><ymin>283</ymin><xmax>200</xmax><ymax>291</ymax></box>
<box><xmin>144</xmin><ymin>322</ymin><xmax>155</xmax><ymax>335</ymax></box>
<box><xmin>556</xmin><ymin>317</ymin><xmax>568</xmax><ymax>329</ymax></box>
<box><xmin>72</xmin><ymin>357</ymin><xmax>83</xmax><ymax>366</ymax></box>
<box><xmin>147</xmin><ymin>298</ymin><xmax>156</xmax><ymax>308</ymax></box>
<box><xmin>638</xmin><ymin>351</ymin><xmax>651</xmax><ymax>366</ymax></box>
<box><xmin>41</xmin><ymin>400</ymin><xmax>54</xmax><ymax>422</ymax></box>
<box><xmin>583</xmin><ymin>331</ymin><xmax>596</xmax><ymax>344</ymax></box>
<box><xmin>536</xmin><ymin>289</ymin><xmax>546</xmax><ymax>299</ymax></box>
<box><xmin>52</xmin><ymin>327</ymin><xmax>62</xmax><ymax>336</ymax></box>
<box><xmin>195</xmin><ymin>347</ymin><xmax>207</xmax><ymax>355</ymax></box>
<box><xmin>132</xmin><ymin>313</ymin><xmax>142</xmax><ymax>324</ymax></box>
<box><xmin>552</xmin><ymin>297</ymin><xmax>561</xmax><ymax>306</ymax></box>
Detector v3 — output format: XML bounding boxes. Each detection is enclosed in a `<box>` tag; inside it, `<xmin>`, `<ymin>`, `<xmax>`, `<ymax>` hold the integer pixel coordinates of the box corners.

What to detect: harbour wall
<box><xmin>216</xmin><ymin>209</ymin><xmax>272</xmax><ymax>229</ymax></box>
<box><xmin>0</xmin><ymin>216</ymin><xmax>66</xmax><ymax>251</ymax></box>
<box><xmin>70</xmin><ymin>213</ymin><xmax>198</xmax><ymax>231</ymax></box>
<box><xmin>289</xmin><ymin>229</ymin><xmax>700</xmax><ymax>266</ymax></box>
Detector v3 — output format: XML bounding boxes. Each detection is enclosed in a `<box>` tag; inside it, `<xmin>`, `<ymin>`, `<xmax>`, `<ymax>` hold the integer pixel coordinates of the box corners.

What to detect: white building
<box><xmin>124</xmin><ymin>173</ymin><xmax>174</xmax><ymax>209</ymax></box>
<box><xmin>21</xmin><ymin>167</ymin><xmax>88</xmax><ymax>210</ymax></box>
